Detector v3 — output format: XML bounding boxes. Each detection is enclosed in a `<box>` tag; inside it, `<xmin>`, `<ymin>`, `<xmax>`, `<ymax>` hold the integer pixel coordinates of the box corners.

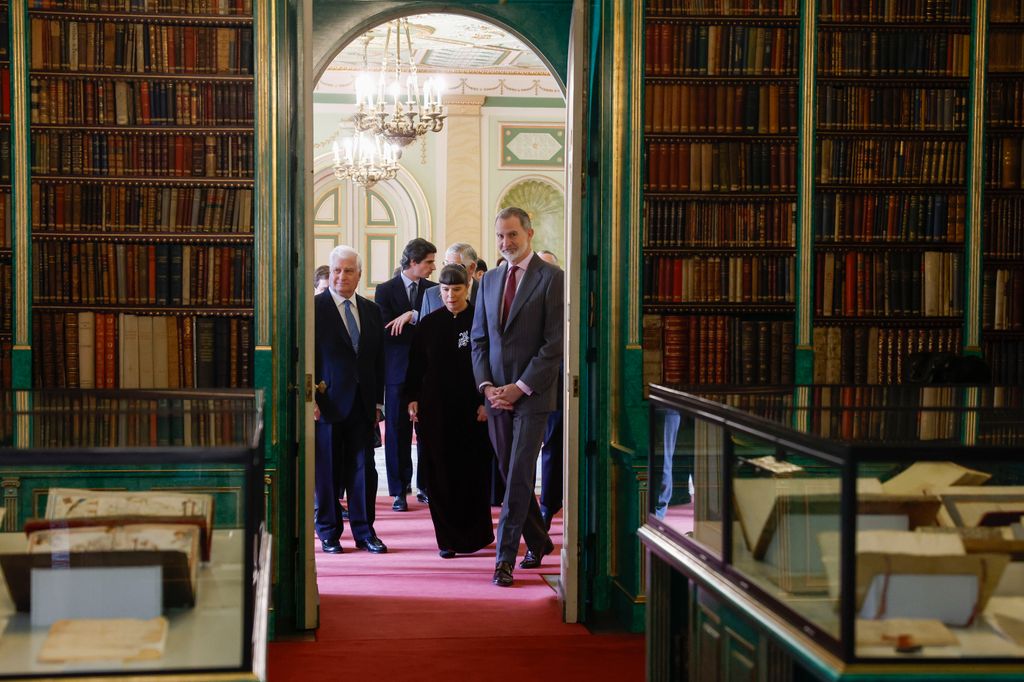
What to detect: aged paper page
<box><xmin>36</xmin><ymin>617</ymin><xmax>168</xmax><ymax>663</ymax></box>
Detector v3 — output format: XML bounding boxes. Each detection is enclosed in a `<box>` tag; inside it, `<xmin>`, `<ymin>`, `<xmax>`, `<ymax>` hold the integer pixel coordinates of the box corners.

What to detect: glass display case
<box><xmin>646</xmin><ymin>384</ymin><xmax>1024</xmax><ymax>668</ymax></box>
<box><xmin>0</xmin><ymin>389</ymin><xmax>268</xmax><ymax>681</ymax></box>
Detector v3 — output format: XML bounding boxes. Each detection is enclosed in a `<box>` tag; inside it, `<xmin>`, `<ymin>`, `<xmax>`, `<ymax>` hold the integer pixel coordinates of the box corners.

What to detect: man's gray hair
<box><xmin>495</xmin><ymin>206</ymin><xmax>532</xmax><ymax>231</ymax></box>
<box><xmin>538</xmin><ymin>250</ymin><xmax>559</xmax><ymax>265</ymax></box>
<box><xmin>446</xmin><ymin>242</ymin><xmax>478</xmax><ymax>264</ymax></box>
<box><xmin>329</xmin><ymin>245</ymin><xmax>362</xmax><ymax>270</ymax></box>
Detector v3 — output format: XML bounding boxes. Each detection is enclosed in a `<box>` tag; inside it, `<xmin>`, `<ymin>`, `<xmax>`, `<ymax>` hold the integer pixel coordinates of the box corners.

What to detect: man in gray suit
<box><xmin>420</xmin><ymin>242</ymin><xmax>480</xmax><ymax>318</ymax></box>
<box><xmin>472</xmin><ymin>207</ymin><xmax>563</xmax><ymax>587</ymax></box>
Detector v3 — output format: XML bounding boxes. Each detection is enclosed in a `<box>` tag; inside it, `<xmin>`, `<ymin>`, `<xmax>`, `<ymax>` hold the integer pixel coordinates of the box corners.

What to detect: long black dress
<box><xmin>405</xmin><ymin>305</ymin><xmax>495</xmax><ymax>553</ymax></box>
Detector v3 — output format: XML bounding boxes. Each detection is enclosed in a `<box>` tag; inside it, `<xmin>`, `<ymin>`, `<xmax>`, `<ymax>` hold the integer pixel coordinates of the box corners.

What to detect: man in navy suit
<box><xmin>419</xmin><ymin>242</ymin><xmax>480</xmax><ymax>318</ymax></box>
<box><xmin>375</xmin><ymin>238</ymin><xmax>437</xmax><ymax>511</ymax></box>
<box><xmin>313</xmin><ymin>245</ymin><xmax>387</xmax><ymax>554</ymax></box>
<box><xmin>536</xmin><ymin>250</ymin><xmax>564</xmax><ymax>531</ymax></box>
<box><xmin>472</xmin><ymin>207</ymin><xmax>563</xmax><ymax>587</ymax></box>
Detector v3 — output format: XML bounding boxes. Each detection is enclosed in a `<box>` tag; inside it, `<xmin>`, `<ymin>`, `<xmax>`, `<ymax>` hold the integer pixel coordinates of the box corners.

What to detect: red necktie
<box><xmin>501</xmin><ymin>265</ymin><xmax>519</xmax><ymax>328</ymax></box>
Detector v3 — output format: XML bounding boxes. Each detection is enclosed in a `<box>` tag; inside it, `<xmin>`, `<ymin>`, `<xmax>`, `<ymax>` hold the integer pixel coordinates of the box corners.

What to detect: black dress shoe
<box><xmin>392</xmin><ymin>495</ymin><xmax>408</xmax><ymax>512</ymax></box>
<box><xmin>519</xmin><ymin>538</ymin><xmax>555</xmax><ymax>569</ymax></box>
<box><xmin>492</xmin><ymin>561</ymin><xmax>514</xmax><ymax>587</ymax></box>
<box><xmin>439</xmin><ymin>549</ymin><xmax>456</xmax><ymax>559</ymax></box>
<box><xmin>356</xmin><ymin>536</ymin><xmax>388</xmax><ymax>554</ymax></box>
<box><xmin>416</xmin><ymin>491</ymin><xmax>429</xmax><ymax>504</ymax></box>
<box><xmin>321</xmin><ymin>540</ymin><xmax>343</xmax><ymax>554</ymax></box>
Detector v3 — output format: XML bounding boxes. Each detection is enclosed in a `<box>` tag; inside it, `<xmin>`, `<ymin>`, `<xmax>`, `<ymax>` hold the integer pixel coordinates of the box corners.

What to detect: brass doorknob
<box><xmin>316</xmin><ymin>381</ymin><xmax>327</xmax><ymax>394</ymax></box>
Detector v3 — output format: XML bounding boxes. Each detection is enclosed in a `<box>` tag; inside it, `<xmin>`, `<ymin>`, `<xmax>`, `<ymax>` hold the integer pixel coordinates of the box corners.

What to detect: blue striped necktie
<box><xmin>343</xmin><ymin>300</ymin><xmax>360</xmax><ymax>352</ymax></box>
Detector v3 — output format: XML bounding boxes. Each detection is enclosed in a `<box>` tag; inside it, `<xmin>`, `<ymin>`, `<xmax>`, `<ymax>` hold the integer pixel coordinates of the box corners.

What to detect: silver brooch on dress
<box><xmin>458</xmin><ymin>331</ymin><xmax>470</xmax><ymax>348</ymax></box>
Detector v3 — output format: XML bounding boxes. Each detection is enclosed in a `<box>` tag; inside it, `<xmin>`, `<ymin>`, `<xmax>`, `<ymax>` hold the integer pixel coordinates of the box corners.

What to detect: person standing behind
<box><xmin>313</xmin><ymin>246</ymin><xmax>387</xmax><ymax>554</ymax></box>
<box><xmin>472</xmin><ymin>207</ymin><xmax>563</xmax><ymax>587</ymax></box>
<box><xmin>313</xmin><ymin>264</ymin><xmax>330</xmax><ymax>295</ymax></box>
<box><xmin>535</xmin><ymin>250</ymin><xmax>564</xmax><ymax>531</ymax></box>
<box><xmin>406</xmin><ymin>264</ymin><xmax>495</xmax><ymax>559</ymax></box>
<box><xmin>375</xmin><ymin>238</ymin><xmax>437</xmax><ymax>511</ymax></box>
<box><xmin>313</xmin><ymin>263</ymin><xmax>350</xmax><ymax>520</ymax></box>
<box><xmin>475</xmin><ymin>258</ymin><xmax>488</xmax><ymax>283</ymax></box>
<box><xmin>420</xmin><ymin>242</ymin><xmax>480</xmax><ymax>318</ymax></box>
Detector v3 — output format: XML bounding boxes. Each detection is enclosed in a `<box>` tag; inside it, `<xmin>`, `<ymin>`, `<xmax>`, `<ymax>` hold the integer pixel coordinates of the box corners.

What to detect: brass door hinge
<box><xmin>304</xmin><ymin>374</ymin><xmax>313</xmax><ymax>402</ymax></box>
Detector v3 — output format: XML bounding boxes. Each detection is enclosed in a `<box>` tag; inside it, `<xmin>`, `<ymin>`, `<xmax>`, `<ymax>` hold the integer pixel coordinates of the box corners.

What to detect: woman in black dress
<box><xmin>406</xmin><ymin>264</ymin><xmax>495</xmax><ymax>558</ymax></box>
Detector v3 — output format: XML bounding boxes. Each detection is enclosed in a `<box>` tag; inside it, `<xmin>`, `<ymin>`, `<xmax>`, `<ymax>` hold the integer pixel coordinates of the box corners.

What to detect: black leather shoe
<box><xmin>321</xmin><ymin>540</ymin><xmax>343</xmax><ymax>554</ymax></box>
<box><xmin>392</xmin><ymin>495</ymin><xmax>408</xmax><ymax>512</ymax></box>
<box><xmin>356</xmin><ymin>536</ymin><xmax>388</xmax><ymax>554</ymax></box>
<box><xmin>519</xmin><ymin>538</ymin><xmax>555</xmax><ymax>569</ymax></box>
<box><xmin>416</xmin><ymin>491</ymin><xmax>429</xmax><ymax>504</ymax></box>
<box><xmin>439</xmin><ymin>549</ymin><xmax>456</xmax><ymax>559</ymax></box>
<box><xmin>492</xmin><ymin>561</ymin><xmax>514</xmax><ymax>587</ymax></box>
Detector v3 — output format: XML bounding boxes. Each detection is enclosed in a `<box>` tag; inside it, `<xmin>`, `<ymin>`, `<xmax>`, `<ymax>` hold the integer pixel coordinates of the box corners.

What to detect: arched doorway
<box><xmin>299</xmin><ymin>3</ymin><xmax>585</xmax><ymax>627</ymax></box>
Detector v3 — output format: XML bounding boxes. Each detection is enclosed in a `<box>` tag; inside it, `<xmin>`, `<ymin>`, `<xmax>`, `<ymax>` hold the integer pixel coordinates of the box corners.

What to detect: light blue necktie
<box><xmin>343</xmin><ymin>300</ymin><xmax>360</xmax><ymax>352</ymax></box>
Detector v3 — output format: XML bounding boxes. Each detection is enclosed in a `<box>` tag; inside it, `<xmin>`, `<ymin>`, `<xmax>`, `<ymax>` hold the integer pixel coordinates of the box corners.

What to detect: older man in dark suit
<box><xmin>420</xmin><ymin>242</ymin><xmax>480</xmax><ymax>318</ymax></box>
<box><xmin>313</xmin><ymin>245</ymin><xmax>387</xmax><ymax>554</ymax></box>
<box><xmin>375</xmin><ymin>238</ymin><xmax>437</xmax><ymax>511</ymax></box>
<box><xmin>472</xmin><ymin>207</ymin><xmax>563</xmax><ymax>587</ymax></box>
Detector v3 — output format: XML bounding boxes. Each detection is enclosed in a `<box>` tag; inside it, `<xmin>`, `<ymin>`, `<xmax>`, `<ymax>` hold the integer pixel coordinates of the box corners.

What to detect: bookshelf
<box><xmin>983</xmin><ymin>0</ymin><xmax>1024</xmax><ymax>385</ymax></box>
<box><xmin>641</xmin><ymin>0</ymin><xmax>798</xmax><ymax>388</ymax></box>
<box><xmin>0</xmin><ymin>2</ymin><xmax>9</xmax><ymax>390</ymax></box>
<box><xmin>26</xmin><ymin>3</ymin><xmax>255</xmax><ymax>390</ymax></box>
<box><xmin>811</xmin><ymin>3</ymin><xmax>970</xmax><ymax>384</ymax></box>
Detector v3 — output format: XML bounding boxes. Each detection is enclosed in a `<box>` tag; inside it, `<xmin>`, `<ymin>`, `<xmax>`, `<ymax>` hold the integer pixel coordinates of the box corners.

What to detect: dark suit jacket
<box><xmin>374</xmin><ymin>274</ymin><xmax>437</xmax><ymax>384</ymax></box>
<box><xmin>419</xmin><ymin>278</ymin><xmax>479</xmax><ymax>318</ymax></box>
<box><xmin>314</xmin><ymin>290</ymin><xmax>384</xmax><ymax>424</ymax></box>
<box><xmin>471</xmin><ymin>255</ymin><xmax>564</xmax><ymax>415</ymax></box>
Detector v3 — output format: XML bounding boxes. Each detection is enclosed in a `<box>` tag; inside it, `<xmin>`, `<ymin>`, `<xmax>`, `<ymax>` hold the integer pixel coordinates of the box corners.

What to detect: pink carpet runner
<box><xmin>268</xmin><ymin>498</ymin><xmax>644</xmax><ymax>681</ymax></box>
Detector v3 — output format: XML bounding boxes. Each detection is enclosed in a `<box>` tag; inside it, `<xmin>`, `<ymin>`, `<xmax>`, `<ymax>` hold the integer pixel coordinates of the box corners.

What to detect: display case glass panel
<box><xmin>648</xmin><ymin>384</ymin><xmax>1024</xmax><ymax>664</ymax></box>
<box><xmin>0</xmin><ymin>389</ymin><xmax>265</xmax><ymax>680</ymax></box>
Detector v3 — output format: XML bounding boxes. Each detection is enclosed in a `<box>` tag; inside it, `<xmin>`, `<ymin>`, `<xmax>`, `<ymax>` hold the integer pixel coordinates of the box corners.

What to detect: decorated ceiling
<box><xmin>317</xmin><ymin>13</ymin><xmax>562</xmax><ymax>98</ymax></box>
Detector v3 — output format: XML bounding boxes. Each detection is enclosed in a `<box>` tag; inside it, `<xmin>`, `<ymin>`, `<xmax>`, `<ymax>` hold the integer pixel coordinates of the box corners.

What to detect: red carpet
<box><xmin>268</xmin><ymin>498</ymin><xmax>644</xmax><ymax>681</ymax></box>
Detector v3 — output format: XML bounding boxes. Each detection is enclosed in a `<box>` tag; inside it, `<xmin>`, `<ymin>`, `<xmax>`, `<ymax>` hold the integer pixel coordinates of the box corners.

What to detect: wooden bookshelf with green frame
<box><xmin>641</xmin><ymin>0</ymin><xmax>800</xmax><ymax>391</ymax></box>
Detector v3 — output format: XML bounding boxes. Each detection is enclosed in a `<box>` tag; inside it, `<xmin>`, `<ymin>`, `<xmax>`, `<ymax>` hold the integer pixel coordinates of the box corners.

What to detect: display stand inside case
<box><xmin>0</xmin><ymin>389</ymin><xmax>267</xmax><ymax>682</ymax></box>
<box><xmin>641</xmin><ymin>385</ymin><xmax>1024</xmax><ymax>680</ymax></box>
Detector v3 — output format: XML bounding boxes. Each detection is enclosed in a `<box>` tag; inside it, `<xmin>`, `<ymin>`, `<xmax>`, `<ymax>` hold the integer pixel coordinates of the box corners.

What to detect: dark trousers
<box><xmin>488</xmin><ymin>410</ymin><xmax>552</xmax><ymax>564</ymax></box>
<box><xmin>384</xmin><ymin>383</ymin><xmax>415</xmax><ymax>496</ymax></box>
<box><xmin>314</xmin><ymin>413</ymin><xmax>378</xmax><ymax>544</ymax></box>
<box><xmin>539</xmin><ymin>408</ymin><xmax>563</xmax><ymax>520</ymax></box>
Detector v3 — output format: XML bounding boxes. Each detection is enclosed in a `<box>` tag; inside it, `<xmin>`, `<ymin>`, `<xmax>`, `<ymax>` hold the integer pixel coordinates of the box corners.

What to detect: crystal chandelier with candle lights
<box><xmin>351</xmin><ymin>18</ymin><xmax>446</xmax><ymax>154</ymax></box>
<box><xmin>332</xmin><ymin>131</ymin><xmax>400</xmax><ymax>189</ymax></box>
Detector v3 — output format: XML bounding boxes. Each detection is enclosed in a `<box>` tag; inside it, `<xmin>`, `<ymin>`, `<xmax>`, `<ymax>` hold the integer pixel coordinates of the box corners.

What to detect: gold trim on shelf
<box><xmin>612</xmin><ymin>576</ymin><xmax>647</xmax><ymax>604</ymax></box>
<box><xmin>609</xmin><ymin>0</ymin><xmax>626</xmax><ymax>449</ymax></box>
<box><xmin>30</xmin><ymin>69</ymin><xmax>253</xmax><ymax>83</ymax></box>
<box><xmin>254</xmin><ymin>4</ymin><xmax>273</xmax><ymax>348</ymax></box>
<box><xmin>12</xmin><ymin>0</ymin><xmax>30</xmax><ymax>347</ymax></box>
<box><xmin>627</xmin><ymin>6</ymin><xmax>643</xmax><ymax>347</ymax></box>
<box><xmin>27</xmin><ymin>8</ymin><xmax>253</xmax><ymax>25</ymax></box>
<box><xmin>797</xmin><ymin>8</ymin><xmax>816</xmax><ymax>349</ymax></box>
<box><xmin>965</xmin><ymin>0</ymin><xmax>987</xmax><ymax>350</ymax></box>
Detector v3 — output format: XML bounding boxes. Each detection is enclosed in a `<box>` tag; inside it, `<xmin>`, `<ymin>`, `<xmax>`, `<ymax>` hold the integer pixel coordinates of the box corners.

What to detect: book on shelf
<box><xmin>659</xmin><ymin>314</ymin><xmax>793</xmax><ymax>386</ymax></box>
<box><xmin>33</xmin><ymin>311</ymin><xmax>252</xmax><ymax>389</ymax></box>
<box><xmin>813</xmin><ymin>325</ymin><xmax>962</xmax><ymax>386</ymax></box>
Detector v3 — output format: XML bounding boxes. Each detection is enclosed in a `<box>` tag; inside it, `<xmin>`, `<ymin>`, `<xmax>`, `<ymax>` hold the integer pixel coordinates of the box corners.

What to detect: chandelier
<box><xmin>352</xmin><ymin>18</ymin><xmax>446</xmax><ymax>153</ymax></box>
<box><xmin>332</xmin><ymin>132</ymin><xmax>399</xmax><ymax>188</ymax></box>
